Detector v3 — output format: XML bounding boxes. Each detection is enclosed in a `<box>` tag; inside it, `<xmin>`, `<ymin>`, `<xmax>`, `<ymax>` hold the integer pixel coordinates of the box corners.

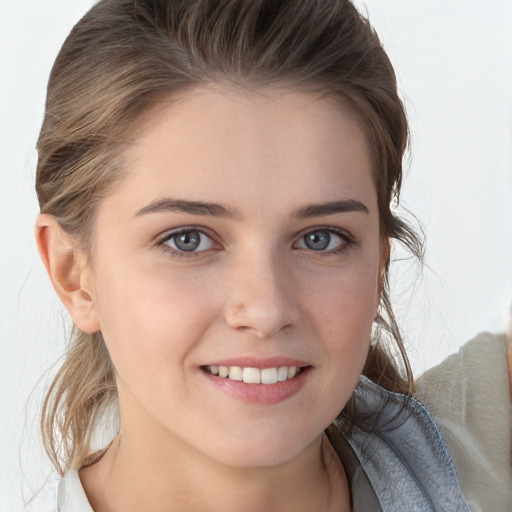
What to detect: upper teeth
<box><xmin>206</xmin><ymin>365</ymin><xmax>300</xmax><ymax>384</ymax></box>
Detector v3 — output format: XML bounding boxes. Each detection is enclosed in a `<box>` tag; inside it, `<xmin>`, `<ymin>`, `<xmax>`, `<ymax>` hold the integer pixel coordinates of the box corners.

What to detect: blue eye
<box><xmin>303</xmin><ymin>231</ymin><xmax>331</xmax><ymax>251</ymax></box>
<box><xmin>162</xmin><ymin>229</ymin><xmax>215</xmax><ymax>253</ymax></box>
<box><xmin>296</xmin><ymin>229</ymin><xmax>349</xmax><ymax>252</ymax></box>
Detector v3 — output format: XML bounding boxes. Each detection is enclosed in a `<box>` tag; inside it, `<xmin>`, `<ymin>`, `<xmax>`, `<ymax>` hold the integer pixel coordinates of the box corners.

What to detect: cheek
<box><xmin>91</xmin><ymin>262</ymin><xmax>219</xmax><ymax>384</ymax></box>
<box><xmin>304</xmin><ymin>261</ymin><xmax>379</xmax><ymax>395</ymax></box>
<box><xmin>307</xmin><ymin>261</ymin><xmax>380</xmax><ymax>340</ymax></box>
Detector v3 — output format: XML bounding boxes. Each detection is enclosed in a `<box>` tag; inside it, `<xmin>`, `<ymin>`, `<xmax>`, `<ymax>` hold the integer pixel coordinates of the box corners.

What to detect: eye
<box><xmin>160</xmin><ymin>229</ymin><xmax>215</xmax><ymax>253</ymax></box>
<box><xmin>295</xmin><ymin>228</ymin><xmax>351</xmax><ymax>252</ymax></box>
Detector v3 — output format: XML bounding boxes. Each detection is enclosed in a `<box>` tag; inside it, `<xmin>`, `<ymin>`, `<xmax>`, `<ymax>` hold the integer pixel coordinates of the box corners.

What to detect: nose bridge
<box><xmin>224</xmin><ymin>244</ymin><xmax>298</xmax><ymax>338</ymax></box>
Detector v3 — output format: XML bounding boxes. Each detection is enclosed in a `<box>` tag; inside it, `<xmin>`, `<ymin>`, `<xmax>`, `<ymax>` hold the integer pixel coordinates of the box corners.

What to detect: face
<box><xmin>85</xmin><ymin>87</ymin><xmax>385</xmax><ymax>468</ymax></box>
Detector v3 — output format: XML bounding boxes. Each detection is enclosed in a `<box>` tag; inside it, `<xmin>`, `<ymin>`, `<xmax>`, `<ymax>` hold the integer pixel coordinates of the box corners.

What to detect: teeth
<box><xmin>228</xmin><ymin>366</ymin><xmax>243</xmax><ymax>381</ymax></box>
<box><xmin>277</xmin><ymin>366</ymin><xmax>288</xmax><ymax>382</ymax></box>
<box><xmin>243</xmin><ymin>367</ymin><xmax>261</xmax><ymax>384</ymax></box>
<box><xmin>261</xmin><ymin>368</ymin><xmax>278</xmax><ymax>384</ymax></box>
<box><xmin>206</xmin><ymin>365</ymin><xmax>302</xmax><ymax>384</ymax></box>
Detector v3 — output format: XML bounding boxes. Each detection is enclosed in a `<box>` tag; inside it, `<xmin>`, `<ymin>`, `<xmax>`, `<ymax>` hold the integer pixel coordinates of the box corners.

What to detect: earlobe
<box><xmin>35</xmin><ymin>214</ymin><xmax>100</xmax><ymax>333</ymax></box>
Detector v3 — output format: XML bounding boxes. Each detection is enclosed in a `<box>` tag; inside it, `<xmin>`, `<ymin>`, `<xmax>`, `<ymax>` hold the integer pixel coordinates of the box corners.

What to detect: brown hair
<box><xmin>36</xmin><ymin>0</ymin><xmax>422</xmax><ymax>475</ymax></box>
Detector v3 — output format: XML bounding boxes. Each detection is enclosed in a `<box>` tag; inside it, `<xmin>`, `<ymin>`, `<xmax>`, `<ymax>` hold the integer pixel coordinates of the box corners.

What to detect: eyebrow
<box><xmin>135</xmin><ymin>197</ymin><xmax>368</xmax><ymax>219</ymax></box>
<box><xmin>135</xmin><ymin>198</ymin><xmax>243</xmax><ymax>219</ymax></box>
<box><xmin>295</xmin><ymin>199</ymin><xmax>369</xmax><ymax>218</ymax></box>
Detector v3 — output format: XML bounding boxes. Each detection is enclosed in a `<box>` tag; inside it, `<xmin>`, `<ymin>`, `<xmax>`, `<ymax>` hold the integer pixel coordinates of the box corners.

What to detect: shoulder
<box><xmin>417</xmin><ymin>331</ymin><xmax>508</xmax><ymax>402</ymax></box>
<box><xmin>331</xmin><ymin>376</ymin><xmax>470</xmax><ymax>511</ymax></box>
<box><xmin>416</xmin><ymin>332</ymin><xmax>512</xmax><ymax>511</ymax></box>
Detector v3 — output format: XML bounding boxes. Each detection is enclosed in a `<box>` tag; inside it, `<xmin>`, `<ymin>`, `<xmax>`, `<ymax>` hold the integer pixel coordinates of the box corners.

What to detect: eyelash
<box><xmin>295</xmin><ymin>226</ymin><xmax>355</xmax><ymax>257</ymax></box>
<box><xmin>156</xmin><ymin>227</ymin><xmax>220</xmax><ymax>259</ymax></box>
<box><xmin>155</xmin><ymin>226</ymin><xmax>355</xmax><ymax>259</ymax></box>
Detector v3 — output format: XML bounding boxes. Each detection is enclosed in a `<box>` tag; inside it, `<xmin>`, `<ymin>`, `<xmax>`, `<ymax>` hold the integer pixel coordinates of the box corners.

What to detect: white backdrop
<box><xmin>1</xmin><ymin>1</ymin><xmax>511</xmax><ymax>510</ymax></box>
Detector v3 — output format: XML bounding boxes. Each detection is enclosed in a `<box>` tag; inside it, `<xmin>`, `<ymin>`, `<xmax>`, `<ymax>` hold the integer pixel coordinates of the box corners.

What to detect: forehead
<box><xmin>108</xmin><ymin>86</ymin><xmax>377</xmax><ymax>217</ymax></box>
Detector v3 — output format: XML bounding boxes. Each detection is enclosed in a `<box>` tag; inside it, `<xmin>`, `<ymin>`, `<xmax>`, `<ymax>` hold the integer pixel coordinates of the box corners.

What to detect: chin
<box><xmin>197</xmin><ymin>424</ymin><xmax>322</xmax><ymax>469</ymax></box>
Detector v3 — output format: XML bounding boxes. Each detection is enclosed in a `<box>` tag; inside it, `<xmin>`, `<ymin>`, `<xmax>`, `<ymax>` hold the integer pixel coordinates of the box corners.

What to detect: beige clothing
<box><xmin>416</xmin><ymin>332</ymin><xmax>512</xmax><ymax>511</ymax></box>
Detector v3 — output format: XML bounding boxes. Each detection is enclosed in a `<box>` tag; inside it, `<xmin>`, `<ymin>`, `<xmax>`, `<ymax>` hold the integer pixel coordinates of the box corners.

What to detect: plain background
<box><xmin>1</xmin><ymin>1</ymin><xmax>511</xmax><ymax>510</ymax></box>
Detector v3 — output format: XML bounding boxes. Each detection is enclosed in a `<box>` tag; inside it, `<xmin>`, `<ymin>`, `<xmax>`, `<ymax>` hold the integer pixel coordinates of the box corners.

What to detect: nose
<box><xmin>223</xmin><ymin>252</ymin><xmax>299</xmax><ymax>339</ymax></box>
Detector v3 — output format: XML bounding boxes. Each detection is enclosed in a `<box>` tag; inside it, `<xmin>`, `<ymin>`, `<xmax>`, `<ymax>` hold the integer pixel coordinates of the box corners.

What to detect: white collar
<box><xmin>58</xmin><ymin>470</ymin><xmax>93</xmax><ymax>512</ymax></box>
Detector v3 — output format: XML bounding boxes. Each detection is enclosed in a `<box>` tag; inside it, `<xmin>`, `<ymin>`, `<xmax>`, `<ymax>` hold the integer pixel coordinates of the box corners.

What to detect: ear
<box><xmin>35</xmin><ymin>214</ymin><xmax>100</xmax><ymax>333</ymax></box>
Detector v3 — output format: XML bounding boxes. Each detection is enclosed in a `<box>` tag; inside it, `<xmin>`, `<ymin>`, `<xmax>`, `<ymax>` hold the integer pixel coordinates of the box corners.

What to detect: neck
<box><xmin>79</xmin><ymin>385</ymin><xmax>351</xmax><ymax>512</ymax></box>
<box><xmin>79</xmin><ymin>427</ymin><xmax>350</xmax><ymax>512</ymax></box>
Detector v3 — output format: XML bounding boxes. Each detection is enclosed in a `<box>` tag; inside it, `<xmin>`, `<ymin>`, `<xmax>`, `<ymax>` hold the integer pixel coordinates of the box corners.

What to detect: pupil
<box><xmin>305</xmin><ymin>231</ymin><xmax>330</xmax><ymax>251</ymax></box>
<box><xmin>175</xmin><ymin>231</ymin><xmax>200</xmax><ymax>252</ymax></box>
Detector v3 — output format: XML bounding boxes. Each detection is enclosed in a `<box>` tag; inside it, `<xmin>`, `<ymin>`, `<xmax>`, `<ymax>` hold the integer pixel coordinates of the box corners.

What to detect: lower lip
<box><xmin>202</xmin><ymin>367</ymin><xmax>311</xmax><ymax>404</ymax></box>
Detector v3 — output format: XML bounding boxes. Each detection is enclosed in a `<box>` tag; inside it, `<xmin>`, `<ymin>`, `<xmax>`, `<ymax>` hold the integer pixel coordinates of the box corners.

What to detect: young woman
<box><xmin>34</xmin><ymin>0</ymin><xmax>471</xmax><ymax>510</ymax></box>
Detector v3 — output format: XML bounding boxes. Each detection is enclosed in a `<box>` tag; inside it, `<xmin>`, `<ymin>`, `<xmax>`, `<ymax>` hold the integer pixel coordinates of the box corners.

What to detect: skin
<box><xmin>36</xmin><ymin>87</ymin><xmax>388</xmax><ymax>511</ymax></box>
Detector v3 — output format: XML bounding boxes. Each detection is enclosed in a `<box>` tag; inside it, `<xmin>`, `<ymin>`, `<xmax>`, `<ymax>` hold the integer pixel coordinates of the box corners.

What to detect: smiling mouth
<box><xmin>202</xmin><ymin>365</ymin><xmax>306</xmax><ymax>384</ymax></box>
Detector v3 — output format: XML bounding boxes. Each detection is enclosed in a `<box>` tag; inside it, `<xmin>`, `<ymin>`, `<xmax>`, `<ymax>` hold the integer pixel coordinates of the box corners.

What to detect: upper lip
<box><xmin>203</xmin><ymin>357</ymin><xmax>310</xmax><ymax>369</ymax></box>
